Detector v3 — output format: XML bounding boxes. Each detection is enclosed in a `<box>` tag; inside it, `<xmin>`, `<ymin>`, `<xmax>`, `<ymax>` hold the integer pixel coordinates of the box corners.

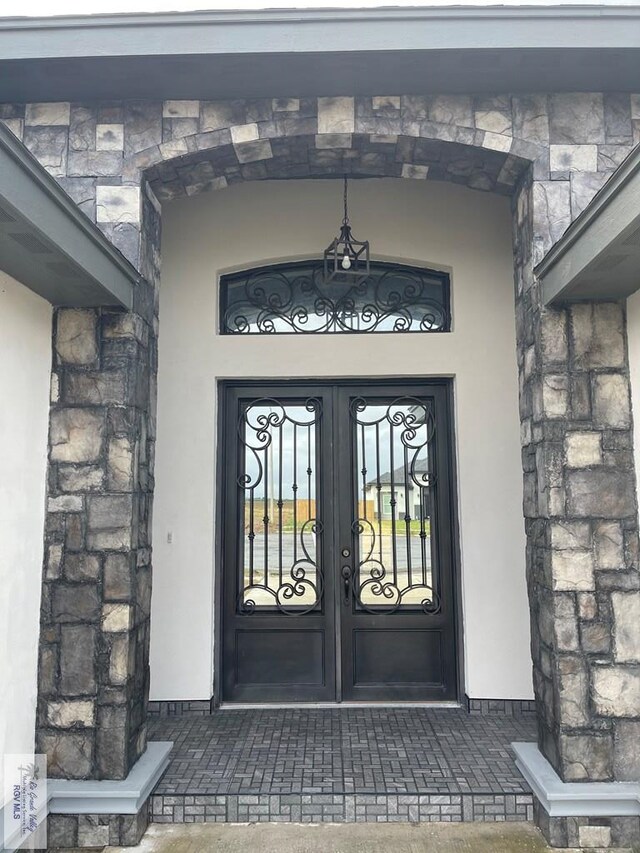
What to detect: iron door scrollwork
<box><xmin>350</xmin><ymin>396</ymin><xmax>441</xmax><ymax>615</ymax></box>
<box><xmin>237</xmin><ymin>397</ymin><xmax>323</xmax><ymax>615</ymax></box>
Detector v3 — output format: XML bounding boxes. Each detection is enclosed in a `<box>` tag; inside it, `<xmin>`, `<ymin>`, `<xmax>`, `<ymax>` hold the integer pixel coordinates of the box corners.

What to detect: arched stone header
<box><xmin>5</xmin><ymin>92</ymin><xmax>633</xmax><ymax>274</ymax></box>
<box><xmin>137</xmin><ymin>94</ymin><xmax>541</xmax><ymax>209</ymax></box>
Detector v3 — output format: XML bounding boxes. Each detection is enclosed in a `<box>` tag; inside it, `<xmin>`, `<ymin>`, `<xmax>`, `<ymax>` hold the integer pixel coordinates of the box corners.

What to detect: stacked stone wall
<box><xmin>1</xmin><ymin>94</ymin><xmax>637</xmax><ymax>270</ymax></box>
<box><xmin>37</xmin><ymin>296</ymin><xmax>157</xmax><ymax>781</ymax></box>
<box><xmin>1</xmin><ymin>91</ymin><xmax>639</xmax><ymax>846</ymax></box>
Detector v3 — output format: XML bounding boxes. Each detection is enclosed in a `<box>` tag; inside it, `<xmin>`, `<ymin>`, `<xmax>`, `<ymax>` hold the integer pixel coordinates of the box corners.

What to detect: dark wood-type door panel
<box><xmin>335</xmin><ymin>384</ymin><xmax>457</xmax><ymax>701</ymax></box>
<box><xmin>221</xmin><ymin>385</ymin><xmax>337</xmax><ymax>702</ymax></box>
<box><xmin>221</xmin><ymin>381</ymin><xmax>457</xmax><ymax>703</ymax></box>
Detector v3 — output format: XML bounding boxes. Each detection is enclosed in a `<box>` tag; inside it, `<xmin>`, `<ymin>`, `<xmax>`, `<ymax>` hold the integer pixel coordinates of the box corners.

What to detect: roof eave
<box><xmin>0</xmin><ymin>122</ymin><xmax>138</xmax><ymax>308</ymax></box>
<box><xmin>536</xmin><ymin>144</ymin><xmax>640</xmax><ymax>305</ymax></box>
<box><xmin>2</xmin><ymin>5</ymin><xmax>640</xmax><ymax>59</ymax></box>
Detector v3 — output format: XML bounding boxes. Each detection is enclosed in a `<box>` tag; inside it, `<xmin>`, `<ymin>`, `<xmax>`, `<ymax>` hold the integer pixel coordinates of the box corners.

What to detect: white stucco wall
<box><xmin>151</xmin><ymin>177</ymin><xmax>532</xmax><ymax>702</ymax></box>
<box><xmin>0</xmin><ymin>272</ymin><xmax>51</xmax><ymax>794</ymax></box>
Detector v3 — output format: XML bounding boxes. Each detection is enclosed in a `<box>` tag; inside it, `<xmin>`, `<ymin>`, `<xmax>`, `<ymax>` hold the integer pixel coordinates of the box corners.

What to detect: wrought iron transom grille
<box><xmin>220</xmin><ymin>261</ymin><xmax>450</xmax><ymax>335</ymax></box>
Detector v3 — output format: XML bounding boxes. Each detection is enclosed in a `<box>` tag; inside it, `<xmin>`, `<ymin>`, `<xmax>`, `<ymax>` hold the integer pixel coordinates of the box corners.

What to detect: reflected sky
<box><xmin>241</xmin><ymin>400</ymin><xmax>431</xmax><ymax>501</ymax></box>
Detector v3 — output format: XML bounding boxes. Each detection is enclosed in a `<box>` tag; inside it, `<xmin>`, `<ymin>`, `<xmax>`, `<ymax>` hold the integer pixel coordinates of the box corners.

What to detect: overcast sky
<box><xmin>5</xmin><ymin>0</ymin><xmax>638</xmax><ymax>17</ymax></box>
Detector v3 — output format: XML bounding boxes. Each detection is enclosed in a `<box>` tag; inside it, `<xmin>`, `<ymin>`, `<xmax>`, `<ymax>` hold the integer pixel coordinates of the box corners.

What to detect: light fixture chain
<box><xmin>343</xmin><ymin>175</ymin><xmax>349</xmax><ymax>225</ymax></box>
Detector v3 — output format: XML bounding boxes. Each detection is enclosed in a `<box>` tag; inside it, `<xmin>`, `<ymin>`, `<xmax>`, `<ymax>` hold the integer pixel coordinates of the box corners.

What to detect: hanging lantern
<box><xmin>323</xmin><ymin>176</ymin><xmax>370</xmax><ymax>285</ymax></box>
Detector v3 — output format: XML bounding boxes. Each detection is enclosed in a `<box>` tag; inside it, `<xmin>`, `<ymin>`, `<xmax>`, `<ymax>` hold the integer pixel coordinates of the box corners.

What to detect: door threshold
<box><xmin>219</xmin><ymin>701</ymin><xmax>462</xmax><ymax>710</ymax></box>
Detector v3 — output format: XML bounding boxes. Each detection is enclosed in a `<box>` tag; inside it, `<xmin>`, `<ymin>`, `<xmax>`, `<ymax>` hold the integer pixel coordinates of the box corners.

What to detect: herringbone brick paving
<box><xmin>148</xmin><ymin>708</ymin><xmax>536</xmax><ymax>823</ymax></box>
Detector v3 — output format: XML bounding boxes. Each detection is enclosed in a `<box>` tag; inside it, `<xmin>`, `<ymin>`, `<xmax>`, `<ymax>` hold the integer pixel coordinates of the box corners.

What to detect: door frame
<box><xmin>213</xmin><ymin>377</ymin><xmax>465</xmax><ymax>707</ymax></box>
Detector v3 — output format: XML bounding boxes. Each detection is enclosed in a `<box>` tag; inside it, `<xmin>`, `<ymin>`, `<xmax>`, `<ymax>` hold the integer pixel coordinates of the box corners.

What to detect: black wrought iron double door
<box><xmin>221</xmin><ymin>382</ymin><xmax>457</xmax><ymax>703</ymax></box>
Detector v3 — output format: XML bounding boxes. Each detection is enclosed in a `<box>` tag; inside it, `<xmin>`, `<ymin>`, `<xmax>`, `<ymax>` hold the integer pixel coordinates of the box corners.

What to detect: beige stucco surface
<box><xmin>150</xmin><ymin>177</ymin><xmax>531</xmax><ymax>702</ymax></box>
<box><xmin>0</xmin><ymin>271</ymin><xmax>51</xmax><ymax>794</ymax></box>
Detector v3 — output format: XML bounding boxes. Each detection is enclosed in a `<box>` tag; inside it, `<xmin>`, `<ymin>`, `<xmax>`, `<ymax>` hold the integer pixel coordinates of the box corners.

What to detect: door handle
<box><xmin>341</xmin><ymin>565</ymin><xmax>352</xmax><ymax>606</ymax></box>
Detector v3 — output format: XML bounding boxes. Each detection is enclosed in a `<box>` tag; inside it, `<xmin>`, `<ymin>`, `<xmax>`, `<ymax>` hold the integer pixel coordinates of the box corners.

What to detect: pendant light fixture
<box><xmin>323</xmin><ymin>176</ymin><xmax>370</xmax><ymax>285</ymax></box>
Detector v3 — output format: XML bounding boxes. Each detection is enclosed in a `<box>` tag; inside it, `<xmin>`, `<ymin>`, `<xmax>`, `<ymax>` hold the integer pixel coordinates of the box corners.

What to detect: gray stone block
<box><xmin>63</xmin><ymin>552</ymin><xmax>100</xmax><ymax>582</ymax></box>
<box><xmin>603</xmin><ymin>93</ymin><xmax>633</xmax><ymax>144</ymax></box>
<box><xmin>593</xmin><ymin>665</ymin><xmax>640</xmax><ymax>716</ymax></box>
<box><xmin>580</xmin><ymin>621</ymin><xmax>611</xmax><ymax>654</ymax></box>
<box><xmin>60</xmin><ymin>624</ymin><xmax>96</xmax><ymax>694</ymax></box>
<box><xmin>64</xmin><ymin>370</ymin><xmax>128</xmax><ymax>406</ymax></box>
<box><xmin>69</xmin><ymin>105</ymin><xmax>97</xmax><ymax>152</ymax></box>
<box><xmin>549</xmin><ymin>93</ymin><xmax>605</xmax><ymax>144</ymax></box>
<box><xmin>68</xmin><ymin>149</ymin><xmax>124</xmax><ymax>177</ymax></box>
<box><xmin>512</xmin><ymin>94</ymin><xmax>550</xmax><ymax>144</ymax></box>
<box><xmin>124</xmin><ymin>101</ymin><xmax>162</xmax><ymax>155</ymax></box>
<box><xmin>48</xmin><ymin>814</ymin><xmax>78</xmax><ymax>848</ymax></box>
<box><xmin>570</xmin><ymin>303</ymin><xmax>625</xmax><ymax>370</ymax></box>
<box><xmin>57</xmin><ymin>176</ymin><xmax>96</xmax><ymax>219</ymax></box>
<box><xmin>107</xmin><ymin>436</ymin><xmax>134</xmax><ymax>491</ymax></box>
<box><xmin>533</xmin><ymin>181</ymin><xmax>571</xmax><ymax>251</ymax></box>
<box><xmin>87</xmin><ymin>494</ymin><xmax>133</xmax><ymax>530</ymax></box>
<box><xmin>567</xmin><ymin>469</ymin><xmax>635</xmax><ymax>518</ymax></box>
<box><xmin>234</xmin><ymin>138</ymin><xmax>273</xmax><ymax>164</ymax></box>
<box><xmin>612</xmin><ymin>591</ymin><xmax>640</xmax><ymax>662</ymax></box>
<box><xmin>560</xmin><ymin>732</ymin><xmax>613</xmax><ymax>781</ymax></box>
<box><xmin>120</xmin><ymin>798</ymin><xmax>150</xmax><ymax>845</ymax></box>
<box><xmin>78</xmin><ymin>815</ymin><xmax>110</xmax><ymax>847</ymax></box>
<box><xmin>23</xmin><ymin>125</ymin><xmax>68</xmax><ymax>176</ymax></box>
<box><xmin>104</xmin><ymin>553</ymin><xmax>132</xmax><ymax>600</ymax></box>
<box><xmin>200</xmin><ymin>99</ymin><xmax>245</xmax><ymax>132</ymax></box>
<box><xmin>614</xmin><ymin>720</ymin><xmax>640</xmax><ymax>781</ymax></box>
<box><xmin>96</xmin><ymin>705</ymin><xmax>128</xmax><ymax>779</ymax></box>
<box><xmin>570</xmin><ymin>171</ymin><xmax>610</xmax><ymax>218</ymax></box>
<box><xmin>52</xmin><ymin>584</ymin><xmax>100</xmax><ymax>623</ymax></box>
<box><xmin>46</xmin><ymin>698</ymin><xmax>94</xmax><ymax>728</ymax></box>
<box><xmin>598</xmin><ymin>143</ymin><xmax>634</xmax><ymax>170</ymax></box>
<box><xmin>592</xmin><ymin>373</ymin><xmax>630</xmax><ymax>428</ymax></box>
<box><xmin>540</xmin><ymin>308</ymin><xmax>568</xmax><ymax>364</ymax></box>
<box><xmin>50</xmin><ymin>408</ymin><xmax>104</xmax><ymax>464</ymax></box>
<box><xmin>39</xmin><ymin>644</ymin><xmax>58</xmax><ymax>695</ymax></box>
<box><xmin>58</xmin><ymin>464</ymin><xmax>105</xmax><ymax>492</ymax></box>
<box><xmin>594</xmin><ymin>521</ymin><xmax>624</xmax><ymax>569</ymax></box>
<box><xmin>557</xmin><ymin>656</ymin><xmax>589</xmax><ymax>728</ymax></box>
<box><xmin>97</xmin><ymin>122</ymin><xmax>124</xmax><ymax>150</ymax></box>
<box><xmin>40</xmin><ymin>730</ymin><xmax>94</xmax><ymax>778</ymax></box>
<box><xmin>55</xmin><ymin>309</ymin><xmax>98</xmax><ymax>365</ymax></box>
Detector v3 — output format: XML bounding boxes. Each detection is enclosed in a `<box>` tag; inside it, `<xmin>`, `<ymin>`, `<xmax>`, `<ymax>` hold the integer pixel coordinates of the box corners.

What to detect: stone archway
<box><xmin>97</xmin><ymin>96</ymin><xmax>543</xmax><ymax>273</ymax></box>
<box><xmin>29</xmin><ymin>93</ymin><xmax>639</xmax><ymax>848</ymax></box>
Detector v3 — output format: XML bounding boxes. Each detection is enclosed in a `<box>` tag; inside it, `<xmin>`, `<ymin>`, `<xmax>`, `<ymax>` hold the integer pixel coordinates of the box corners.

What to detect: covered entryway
<box><xmin>221</xmin><ymin>380</ymin><xmax>458</xmax><ymax>703</ymax></box>
<box><xmin>151</xmin><ymin>177</ymin><xmax>530</xmax><ymax>710</ymax></box>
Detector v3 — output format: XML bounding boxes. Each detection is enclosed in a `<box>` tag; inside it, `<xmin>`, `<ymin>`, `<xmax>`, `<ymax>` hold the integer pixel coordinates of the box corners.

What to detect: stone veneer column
<box><xmin>37</xmin><ymin>188</ymin><xmax>159</xmax><ymax>845</ymax></box>
<box><xmin>2</xmin><ymin>91</ymin><xmax>638</xmax><ymax>848</ymax></box>
<box><xmin>515</xmin><ymin>174</ymin><xmax>640</xmax><ymax>848</ymax></box>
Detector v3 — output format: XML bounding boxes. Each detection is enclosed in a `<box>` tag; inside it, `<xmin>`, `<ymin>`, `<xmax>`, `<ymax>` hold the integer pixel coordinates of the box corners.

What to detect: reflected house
<box><xmin>2</xmin><ymin>5</ymin><xmax>640</xmax><ymax>851</ymax></box>
<box><xmin>364</xmin><ymin>463</ymin><xmax>431</xmax><ymax>522</ymax></box>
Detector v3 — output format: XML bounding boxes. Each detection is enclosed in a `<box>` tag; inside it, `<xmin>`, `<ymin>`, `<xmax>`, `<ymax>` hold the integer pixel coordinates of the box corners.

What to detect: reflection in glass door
<box><xmin>239</xmin><ymin>399</ymin><xmax>321</xmax><ymax>613</ymax></box>
<box><xmin>352</xmin><ymin>398</ymin><xmax>439</xmax><ymax>611</ymax></box>
<box><xmin>221</xmin><ymin>382</ymin><xmax>458</xmax><ymax>703</ymax></box>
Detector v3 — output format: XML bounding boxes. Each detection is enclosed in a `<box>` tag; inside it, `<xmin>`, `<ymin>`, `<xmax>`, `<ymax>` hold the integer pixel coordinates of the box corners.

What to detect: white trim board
<box><xmin>513</xmin><ymin>742</ymin><xmax>640</xmax><ymax>818</ymax></box>
<box><xmin>48</xmin><ymin>741</ymin><xmax>173</xmax><ymax>815</ymax></box>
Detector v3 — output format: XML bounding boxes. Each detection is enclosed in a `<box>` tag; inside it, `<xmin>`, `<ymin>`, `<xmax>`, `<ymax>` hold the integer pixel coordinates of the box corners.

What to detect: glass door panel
<box><xmin>352</xmin><ymin>397</ymin><xmax>439</xmax><ymax>612</ymax></box>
